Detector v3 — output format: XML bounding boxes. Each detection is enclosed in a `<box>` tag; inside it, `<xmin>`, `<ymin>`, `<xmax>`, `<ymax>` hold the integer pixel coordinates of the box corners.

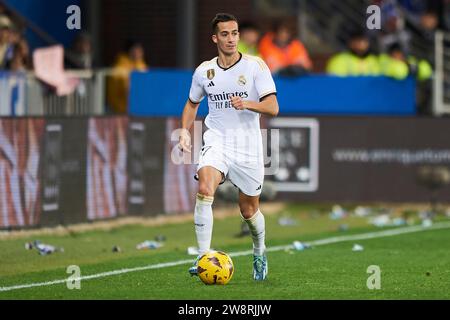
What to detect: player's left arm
<box><xmin>230</xmin><ymin>94</ymin><xmax>279</xmax><ymax>117</ymax></box>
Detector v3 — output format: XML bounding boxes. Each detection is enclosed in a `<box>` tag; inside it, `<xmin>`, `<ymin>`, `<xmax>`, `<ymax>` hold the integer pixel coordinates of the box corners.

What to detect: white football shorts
<box><xmin>196</xmin><ymin>129</ymin><xmax>264</xmax><ymax>197</ymax></box>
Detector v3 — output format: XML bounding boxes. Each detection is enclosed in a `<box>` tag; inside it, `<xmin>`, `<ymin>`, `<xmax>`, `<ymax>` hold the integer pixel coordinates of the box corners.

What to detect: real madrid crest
<box><xmin>238</xmin><ymin>75</ymin><xmax>247</xmax><ymax>86</ymax></box>
<box><xmin>207</xmin><ymin>69</ymin><xmax>215</xmax><ymax>80</ymax></box>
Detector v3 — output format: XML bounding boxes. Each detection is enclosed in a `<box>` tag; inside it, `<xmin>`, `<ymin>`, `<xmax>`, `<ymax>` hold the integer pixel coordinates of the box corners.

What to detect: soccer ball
<box><xmin>197</xmin><ymin>251</ymin><xmax>234</xmax><ymax>285</ymax></box>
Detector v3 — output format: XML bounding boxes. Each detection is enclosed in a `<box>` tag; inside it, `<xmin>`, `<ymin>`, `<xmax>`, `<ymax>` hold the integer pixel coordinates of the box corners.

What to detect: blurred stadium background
<box><xmin>1</xmin><ymin>0</ymin><xmax>450</xmax><ymax>300</ymax></box>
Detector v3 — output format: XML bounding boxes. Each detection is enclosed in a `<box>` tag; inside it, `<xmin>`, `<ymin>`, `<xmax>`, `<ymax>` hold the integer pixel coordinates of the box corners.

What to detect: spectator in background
<box><xmin>63</xmin><ymin>33</ymin><xmax>94</xmax><ymax>107</ymax></box>
<box><xmin>107</xmin><ymin>40</ymin><xmax>148</xmax><ymax>114</ymax></box>
<box><xmin>0</xmin><ymin>15</ymin><xmax>13</xmax><ymax>69</ymax></box>
<box><xmin>0</xmin><ymin>13</ymin><xmax>31</xmax><ymax>72</ymax></box>
<box><xmin>414</xmin><ymin>9</ymin><xmax>440</xmax><ymax>49</ymax></box>
<box><xmin>379</xmin><ymin>42</ymin><xmax>433</xmax><ymax>114</ymax></box>
<box><xmin>372</xmin><ymin>0</ymin><xmax>411</xmax><ymax>54</ymax></box>
<box><xmin>398</xmin><ymin>0</ymin><xmax>442</xmax><ymax>34</ymax></box>
<box><xmin>66</xmin><ymin>32</ymin><xmax>94</xmax><ymax>69</ymax></box>
<box><xmin>6</xmin><ymin>37</ymin><xmax>30</xmax><ymax>71</ymax></box>
<box><xmin>379</xmin><ymin>42</ymin><xmax>432</xmax><ymax>81</ymax></box>
<box><xmin>238</xmin><ymin>21</ymin><xmax>261</xmax><ymax>56</ymax></box>
<box><xmin>327</xmin><ymin>30</ymin><xmax>381</xmax><ymax>76</ymax></box>
<box><xmin>259</xmin><ymin>20</ymin><xmax>312</xmax><ymax>75</ymax></box>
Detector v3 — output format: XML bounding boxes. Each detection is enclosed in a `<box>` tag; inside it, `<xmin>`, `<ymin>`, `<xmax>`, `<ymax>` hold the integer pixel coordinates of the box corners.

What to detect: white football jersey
<box><xmin>189</xmin><ymin>53</ymin><xmax>277</xmax><ymax>137</ymax></box>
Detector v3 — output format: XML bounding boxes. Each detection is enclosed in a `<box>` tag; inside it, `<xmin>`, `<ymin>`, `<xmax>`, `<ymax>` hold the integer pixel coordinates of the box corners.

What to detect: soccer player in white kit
<box><xmin>179</xmin><ymin>13</ymin><xmax>279</xmax><ymax>281</ymax></box>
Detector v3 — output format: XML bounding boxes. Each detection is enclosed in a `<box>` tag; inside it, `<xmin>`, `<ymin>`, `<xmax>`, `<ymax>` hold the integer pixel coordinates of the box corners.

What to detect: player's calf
<box><xmin>194</xmin><ymin>193</ymin><xmax>214</xmax><ymax>258</ymax></box>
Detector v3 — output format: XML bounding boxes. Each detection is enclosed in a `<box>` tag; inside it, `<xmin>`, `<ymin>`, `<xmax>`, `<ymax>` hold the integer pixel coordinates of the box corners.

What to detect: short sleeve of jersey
<box><xmin>254</xmin><ymin>60</ymin><xmax>277</xmax><ymax>100</ymax></box>
<box><xmin>189</xmin><ymin>68</ymin><xmax>205</xmax><ymax>103</ymax></box>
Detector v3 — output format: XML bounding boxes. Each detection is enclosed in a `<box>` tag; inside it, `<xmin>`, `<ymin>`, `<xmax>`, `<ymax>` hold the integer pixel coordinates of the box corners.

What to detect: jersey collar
<box><xmin>216</xmin><ymin>52</ymin><xmax>242</xmax><ymax>71</ymax></box>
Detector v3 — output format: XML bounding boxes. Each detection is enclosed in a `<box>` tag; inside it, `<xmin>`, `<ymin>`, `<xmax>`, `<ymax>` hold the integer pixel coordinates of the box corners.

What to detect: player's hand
<box><xmin>230</xmin><ymin>95</ymin><xmax>246</xmax><ymax>110</ymax></box>
<box><xmin>179</xmin><ymin>128</ymin><xmax>191</xmax><ymax>153</ymax></box>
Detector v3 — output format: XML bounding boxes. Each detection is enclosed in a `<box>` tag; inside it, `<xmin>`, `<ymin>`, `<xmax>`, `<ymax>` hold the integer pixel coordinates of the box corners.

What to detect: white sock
<box><xmin>194</xmin><ymin>193</ymin><xmax>214</xmax><ymax>255</ymax></box>
<box><xmin>242</xmin><ymin>209</ymin><xmax>266</xmax><ymax>256</ymax></box>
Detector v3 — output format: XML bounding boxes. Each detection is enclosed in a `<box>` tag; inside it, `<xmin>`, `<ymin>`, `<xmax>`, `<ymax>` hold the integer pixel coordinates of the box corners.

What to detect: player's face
<box><xmin>212</xmin><ymin>21</ymin><xmax>240</xmax><ymax>56</ymax></box>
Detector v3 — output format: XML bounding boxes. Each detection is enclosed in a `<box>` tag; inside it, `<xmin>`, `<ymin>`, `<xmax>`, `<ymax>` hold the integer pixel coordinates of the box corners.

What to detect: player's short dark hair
<box><xmin>211</xmin><ymin>13</ymin><xmax>238</xmax><ymax>34</ymax></box>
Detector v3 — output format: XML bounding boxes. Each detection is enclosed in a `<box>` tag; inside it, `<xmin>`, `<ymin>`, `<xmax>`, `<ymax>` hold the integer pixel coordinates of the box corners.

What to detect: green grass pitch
<box><xmin>0</xmin><ymin>203</ymin><xmax>449</xmax><ymax>299</ymax></box>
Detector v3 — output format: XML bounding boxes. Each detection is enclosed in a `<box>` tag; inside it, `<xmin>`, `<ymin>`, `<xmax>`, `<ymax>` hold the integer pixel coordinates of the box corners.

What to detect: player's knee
<box><xmin>198</xmin><ymin>183</ymin><xmax>215</xmax><ymax>198</ymax></box>
<box><xmin>239</xmin><ymin>203</ymin><xmax>258</xmax><ymax>219</ymax></box>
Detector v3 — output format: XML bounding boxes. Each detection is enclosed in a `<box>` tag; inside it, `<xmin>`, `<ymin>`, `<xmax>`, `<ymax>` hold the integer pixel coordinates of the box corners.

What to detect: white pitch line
<box><xmin>1</xmin><ymin>221</ymin><xmax>450</xmax><ymax>293</ymax></box>
<box><xmin>0</xmin><ymin>259</ymin><xmax>194</xmax><ymax>292</ymax></box>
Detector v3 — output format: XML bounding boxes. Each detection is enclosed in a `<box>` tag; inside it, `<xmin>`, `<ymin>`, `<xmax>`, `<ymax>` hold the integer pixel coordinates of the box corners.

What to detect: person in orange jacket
<box><xmin>258</xmin><ymin>21</ymin><xmax>312</xmax><ymax>75</ymax></box>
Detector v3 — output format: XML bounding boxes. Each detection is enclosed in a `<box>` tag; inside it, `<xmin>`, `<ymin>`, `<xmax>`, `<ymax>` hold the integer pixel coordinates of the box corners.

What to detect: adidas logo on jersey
<box><xmin>207</xmin><ymin>81</ymin><xmax>215</xmax><ymax>87</ymax></box>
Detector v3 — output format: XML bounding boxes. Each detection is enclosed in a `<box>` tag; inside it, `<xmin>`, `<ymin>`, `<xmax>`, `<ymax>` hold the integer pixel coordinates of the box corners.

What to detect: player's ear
<box><xmin>212</xmin><ymin>34</ymin><xmax>218</xmax><ymax>44</ymax></box>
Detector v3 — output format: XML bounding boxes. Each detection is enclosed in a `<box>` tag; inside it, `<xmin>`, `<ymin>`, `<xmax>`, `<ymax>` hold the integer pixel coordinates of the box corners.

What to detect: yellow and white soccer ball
<box><xmin>197</xmin><ymin>251</ymin><xmax>234</xmax><ymax>285</ymax></box>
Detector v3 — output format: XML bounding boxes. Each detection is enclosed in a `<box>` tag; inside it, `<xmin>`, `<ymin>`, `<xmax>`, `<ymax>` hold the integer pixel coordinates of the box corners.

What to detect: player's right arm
<box><xmin>179</xmin><ymin>66</ymin><xmax>205</xmax><ymax>153</ymax></box>
<box><xmin>179</xmin><ymin>99</ymin><xmax>200</xmax><ymax>153</ymax></box>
